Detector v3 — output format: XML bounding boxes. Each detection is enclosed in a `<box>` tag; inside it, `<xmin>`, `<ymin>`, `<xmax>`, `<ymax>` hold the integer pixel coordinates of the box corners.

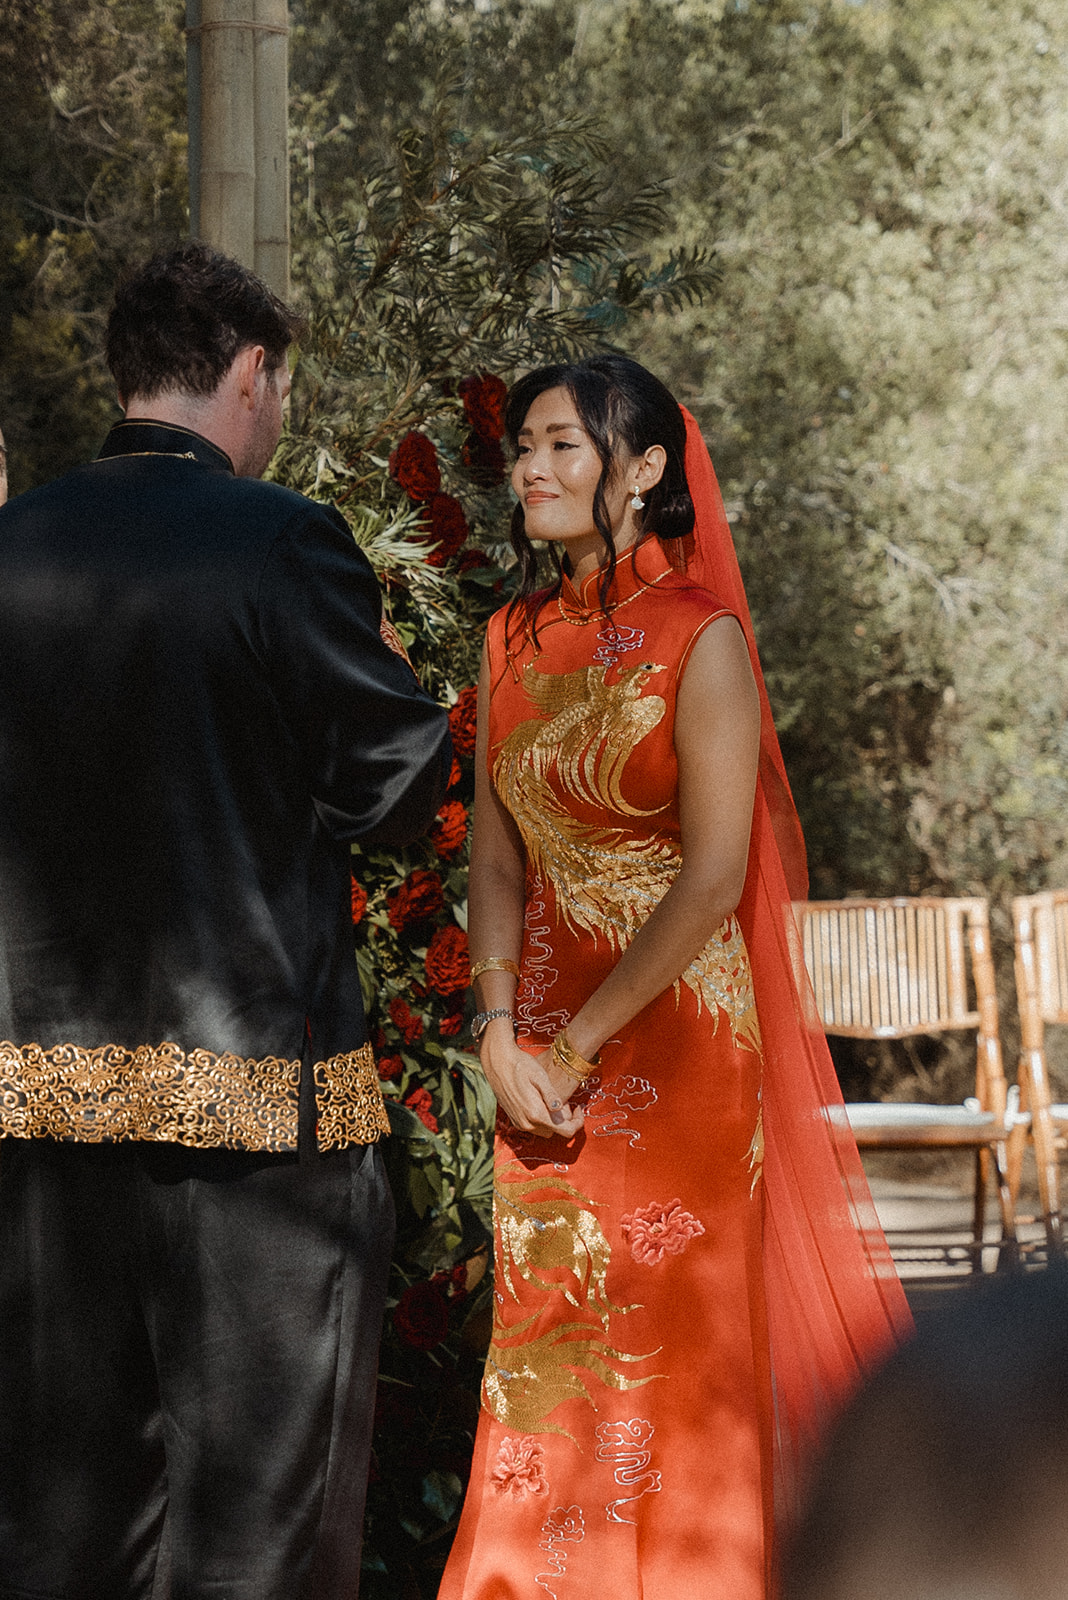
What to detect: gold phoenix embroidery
<box><xmin>0</xmin><ymin>1039</ymin><xmax>388</xmax><ymax>1152</ymax></box>
<box><xmin>483</xmin><ymin>1164</ymin><xmax>663</xmax><ymax>1437</ymax></box>
<box><xmin>494</xmin><ymin>661</ymin><xmax>762</xmax><ymax>1051</ymax></box>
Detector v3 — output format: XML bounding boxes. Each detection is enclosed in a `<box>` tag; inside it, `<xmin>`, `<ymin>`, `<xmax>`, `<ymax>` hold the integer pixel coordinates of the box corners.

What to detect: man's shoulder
<box><xmin>0</xmin><ymin>457</ymin><xmax>350</xmax><ymax>563</ymax></box>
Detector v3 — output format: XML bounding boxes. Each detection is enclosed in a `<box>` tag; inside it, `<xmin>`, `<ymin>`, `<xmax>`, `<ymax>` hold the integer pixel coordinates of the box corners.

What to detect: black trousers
<box><xmin>0</xmin><ymin>1136</ymin><xmax>394</xmax><ymax>1600</ymax></box>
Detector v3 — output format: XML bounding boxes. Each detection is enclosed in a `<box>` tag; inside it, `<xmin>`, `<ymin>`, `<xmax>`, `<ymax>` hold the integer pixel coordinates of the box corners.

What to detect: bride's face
<box><xmin>512</xmin><ymin>386</ymin><xmax>639</xmax><ymax>561</ymax></box>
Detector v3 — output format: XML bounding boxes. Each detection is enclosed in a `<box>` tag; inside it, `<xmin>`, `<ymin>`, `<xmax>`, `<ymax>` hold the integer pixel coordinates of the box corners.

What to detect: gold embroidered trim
<box><xmin>0</xmin><ymin>1038</ymin><xmax>388</xmax><ymax>1152</ymax></box>
<box><xmin>314</xmin><ymin>1043</ymin><xmax>391</xmax><ymax>1149</ymax></box>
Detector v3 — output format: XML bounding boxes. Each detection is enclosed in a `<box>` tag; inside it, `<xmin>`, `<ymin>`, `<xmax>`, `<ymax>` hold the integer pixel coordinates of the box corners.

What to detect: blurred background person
<box><xmin>785</xmin><ymin>1267</ymin><xmax>1068</xmax><ymax>1600</ymax></box>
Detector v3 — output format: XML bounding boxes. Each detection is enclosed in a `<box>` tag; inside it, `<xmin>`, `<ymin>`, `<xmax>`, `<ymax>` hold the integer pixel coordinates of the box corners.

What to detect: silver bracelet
<box><xmin>471</xmin><ymin>1008</ymin><xmax>515</xmax><ymax>1043</ymax></box>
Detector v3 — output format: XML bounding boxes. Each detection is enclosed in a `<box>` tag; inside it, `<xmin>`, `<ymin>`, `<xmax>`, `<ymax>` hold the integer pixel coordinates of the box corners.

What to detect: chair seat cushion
<box><xmin>843</xmin><ymin>1102</ymin><xmax>996</xmax><ymax>1128</ymax></box>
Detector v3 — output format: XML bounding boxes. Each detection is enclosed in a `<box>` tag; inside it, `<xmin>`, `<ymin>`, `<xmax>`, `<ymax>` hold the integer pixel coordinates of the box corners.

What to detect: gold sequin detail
<box><xmin>0</xmin><ymin>1038</ymin><xmax>388</xmax><ymax>1151</ymax></box>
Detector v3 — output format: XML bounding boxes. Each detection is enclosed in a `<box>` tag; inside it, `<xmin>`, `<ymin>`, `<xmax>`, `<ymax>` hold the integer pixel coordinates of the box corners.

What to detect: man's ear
<box><xmin>234</xmin><ymin>344</ymin><xmax>268</xmax><ymax>408</ymax></box>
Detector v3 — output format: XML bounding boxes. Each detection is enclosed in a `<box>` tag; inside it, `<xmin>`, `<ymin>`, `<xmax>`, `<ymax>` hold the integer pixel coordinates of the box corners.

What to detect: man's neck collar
<box><xmin>97</xmin><ymin>419</ymin><xmax>234</xmax><ymax>474</ymax></box>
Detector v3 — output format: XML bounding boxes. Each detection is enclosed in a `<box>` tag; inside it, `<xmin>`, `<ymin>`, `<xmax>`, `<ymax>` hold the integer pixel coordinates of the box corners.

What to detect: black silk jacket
<box><xmin>0</xmin><ymin>420</ymin><xmax>451</xmax><ymax>1152</ymax></box>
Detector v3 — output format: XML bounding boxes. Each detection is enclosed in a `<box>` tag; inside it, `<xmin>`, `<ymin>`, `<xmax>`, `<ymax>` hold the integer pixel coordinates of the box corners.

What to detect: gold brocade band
<box><xmin>0</xmin><ymin>1038</ymin><xmax>389</xmax><ymax>1153</ymax></box>
<box><xmin>314</xmin><ymin>1045</ymin><xmax>391</xmax><ymax>1149</ymax></box>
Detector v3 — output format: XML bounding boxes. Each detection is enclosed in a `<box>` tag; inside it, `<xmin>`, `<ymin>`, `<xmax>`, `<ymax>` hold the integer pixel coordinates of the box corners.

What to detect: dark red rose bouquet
<box><xmin>350</xmin><ymin>877</ymin><xmax>368</xmax><ymax>925</ymax></box>
<box><xmin>461</xmin><ymin>430</ymin><xmax>507</xmax><ymax>488</ymax></box>
<box><xmin>425</xmin><ymin>923</ymin><xmax>470</xmax><ymax>995</ymax></box>
<box><xmin>447</xmin><ymin>686</ymin><xmax>478</xmax><ymax>759</ymax></box>
<box><xmin>387</xmin><ymin>868</ymin><xmax>446</xmax><ymax>931</ymax></box>
<box><xmin>403</xmin><ymin>1084</ymin><xmax>441</xmax><ymax>1134</ymax></box>
<box><xmin>388</xmin><ymin>431</ymin><xmax>442</xmax><ymax>500</ymax></box>
<box><xmin>459</xmin><ymin>373</ymin><xmax>508</xmax><ymax>440</ymax></box>
<box><xmin>393</xmin><ymin>1280</ymin><xmax>449</xmax><ymax>1349</ymax></box>
<box><xmin>430</xmin><ymin>800</ymin><xmax>468</xmax><ymax>859</ymax></box>
<box><xmin>422</xmin><ymin>492</ymin><xmax>469</xmax><ymax>567</ymax></box>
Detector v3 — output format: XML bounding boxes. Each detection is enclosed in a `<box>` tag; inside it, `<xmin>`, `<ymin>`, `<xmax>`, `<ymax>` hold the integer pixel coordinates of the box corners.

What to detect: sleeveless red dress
<box><xmin>442</xmin><ymin>541</ymin><xmax>781</xmax><ymax>1598</ymax></box>
<box><xmin>441</xmin><ymin>411</ymin><xmax>913</xmax><ymax>1594</ymax></box>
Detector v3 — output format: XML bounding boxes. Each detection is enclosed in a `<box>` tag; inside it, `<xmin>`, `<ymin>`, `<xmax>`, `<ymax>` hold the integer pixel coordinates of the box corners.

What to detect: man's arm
<box><xmin>258</xmin><ymin>503</ymin><xmax>451</xmax><ymax>843</ymax></box>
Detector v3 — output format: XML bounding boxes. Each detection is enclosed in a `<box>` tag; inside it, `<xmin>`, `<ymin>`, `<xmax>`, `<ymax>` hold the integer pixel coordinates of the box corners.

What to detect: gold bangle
<box><xmin>551</xmin><ymin>1029</ymin><xmax>599</xmax><ymax>1083</ymax></box>
<box><xmin>470</xmin><ymin>956</ymin><xmax>521</xmax><ymax>983</ymax></box>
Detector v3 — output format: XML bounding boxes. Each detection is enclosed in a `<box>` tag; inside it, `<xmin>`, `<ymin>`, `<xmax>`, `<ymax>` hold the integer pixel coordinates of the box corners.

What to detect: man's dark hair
<box><xmin>105</xmin><ymin>242</ymin><xmax>306</xmax><ymax>402</ymax></box>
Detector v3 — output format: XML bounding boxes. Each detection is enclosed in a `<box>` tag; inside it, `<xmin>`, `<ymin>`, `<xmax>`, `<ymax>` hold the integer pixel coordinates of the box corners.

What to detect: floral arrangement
<box><xmin>345</xmin><ymin>393</ymin><xmax>506</xmax><ymax>1593</ymax></box>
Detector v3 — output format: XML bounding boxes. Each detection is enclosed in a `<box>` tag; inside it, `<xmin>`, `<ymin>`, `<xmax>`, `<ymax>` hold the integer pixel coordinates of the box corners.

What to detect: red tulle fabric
<box><xmin>677</xmin><ymin>408</ymin><xmax>912</xmax><ymax>1504</ymax></box>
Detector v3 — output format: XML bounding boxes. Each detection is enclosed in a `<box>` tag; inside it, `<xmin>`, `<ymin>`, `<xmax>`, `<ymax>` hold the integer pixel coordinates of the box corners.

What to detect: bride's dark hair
<box><xmin>505</xmin><ymin>354</ymin><xmax>694</xmax><ymax>619</ymax></box>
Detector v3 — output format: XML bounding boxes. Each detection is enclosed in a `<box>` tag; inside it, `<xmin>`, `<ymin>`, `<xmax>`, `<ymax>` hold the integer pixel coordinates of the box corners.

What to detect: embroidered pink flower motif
<box><xmin>491</xmin><ymin>1434</ymin><xmax>548</xmax><ymax>1498</ymax></box>
<box><xmin>620</xmin><ymin>1198</ymin><xmax>705</xmax><ymax>1265</ymax></box>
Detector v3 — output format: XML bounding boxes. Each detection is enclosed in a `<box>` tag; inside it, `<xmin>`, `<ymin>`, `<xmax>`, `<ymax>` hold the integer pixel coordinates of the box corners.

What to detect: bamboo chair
<box><xmin>1011</xmin><ymin>890</ymin><xmax>1068</xmax><ymax>1257</ymax></box>
<box><xmin>792</xmin><ymin>896</ymin><xmax>1018</xmax><ymax>1268</ymax></box>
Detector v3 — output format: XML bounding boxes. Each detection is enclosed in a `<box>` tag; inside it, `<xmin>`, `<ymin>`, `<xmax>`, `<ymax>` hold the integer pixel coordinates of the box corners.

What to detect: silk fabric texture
<box><xmin>439</xmin><ymin>415</ymin><xmax>911</xmax><ymax>1600</ymax></box>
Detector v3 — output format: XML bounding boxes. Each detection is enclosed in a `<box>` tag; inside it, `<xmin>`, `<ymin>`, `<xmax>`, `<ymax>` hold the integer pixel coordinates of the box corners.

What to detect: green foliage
<box><xmin>0</xmin><ymin>0</ymin><xmax>188</xmax><ymax>492</ymax></box>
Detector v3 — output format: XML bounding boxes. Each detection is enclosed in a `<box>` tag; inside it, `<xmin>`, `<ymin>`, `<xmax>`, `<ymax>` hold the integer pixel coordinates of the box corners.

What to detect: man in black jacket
<box><xmin>0</xmin><ymin>244</ymin><xmax>452</xmax><ymax>1599</ymax></box>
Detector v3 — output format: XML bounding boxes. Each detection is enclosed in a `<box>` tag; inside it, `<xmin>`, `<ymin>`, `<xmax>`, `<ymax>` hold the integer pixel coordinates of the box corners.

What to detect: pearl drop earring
<box><xmin>630</xmin><ymin>485</ymin><xmax>645</xmax><ymax>511</ymax></box>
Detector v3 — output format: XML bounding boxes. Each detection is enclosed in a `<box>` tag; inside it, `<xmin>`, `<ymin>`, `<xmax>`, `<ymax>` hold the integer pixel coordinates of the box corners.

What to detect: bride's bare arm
<box><xmin>562</xmin><ymin>614</ymin><xmax>761</xmax><ymax>1064</ymax></box>
<box><xmin>468</xmin><ymin>639</ymin><xmax>585</xmax><ymax>1138</ymax></box>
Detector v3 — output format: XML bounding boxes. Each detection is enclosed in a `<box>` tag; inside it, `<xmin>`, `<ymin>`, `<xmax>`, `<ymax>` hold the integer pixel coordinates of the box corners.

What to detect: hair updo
<box><xmin>505</xmin><ymin>354</ymin><xmax>695</xmax><ymax>616</ymax></box>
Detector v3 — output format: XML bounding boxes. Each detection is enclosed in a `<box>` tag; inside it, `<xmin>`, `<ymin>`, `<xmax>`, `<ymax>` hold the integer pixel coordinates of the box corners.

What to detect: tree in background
<box><xmin>0</xmin><ymin>0</ymin><xmax>186</xmax><ymax>492</ymax></box>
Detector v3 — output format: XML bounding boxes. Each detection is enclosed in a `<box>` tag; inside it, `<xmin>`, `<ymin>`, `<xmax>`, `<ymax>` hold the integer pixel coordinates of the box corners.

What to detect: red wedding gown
<box><xmin>440</xmin><ymin>440</ymin><xmax>911</xmax><ymax>1600</ymax></box>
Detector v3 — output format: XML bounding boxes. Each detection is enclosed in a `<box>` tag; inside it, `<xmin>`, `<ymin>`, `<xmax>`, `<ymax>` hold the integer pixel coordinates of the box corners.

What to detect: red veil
<box><xmin>678</xmin><ymin>409</ymin><xmax>913</xmax><ymax>1507</ymax></box>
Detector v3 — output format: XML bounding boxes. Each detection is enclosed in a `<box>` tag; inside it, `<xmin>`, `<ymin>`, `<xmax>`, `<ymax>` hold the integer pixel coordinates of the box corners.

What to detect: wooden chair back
<box><xmin>795</xmin><ymin>896</ymin><xmax>1007</xmax><ymax>1116</ymax></box>
<box><xmin>1012</xmin><ymin>889</ymin><xmax>1068</xmax><ymax>1253</ymax></box>
<box><xmin>792</xmin><ymin>895</ymin><xmax>1016</xmax><ymax>1267</ymax></box>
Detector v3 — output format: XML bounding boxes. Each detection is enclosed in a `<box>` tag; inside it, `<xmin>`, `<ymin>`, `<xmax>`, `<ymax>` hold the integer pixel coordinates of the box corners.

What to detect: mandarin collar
<box><xmin>558</xmin><ymin>536</ymin><xmax>673</xmax><ymax>617</ymax></box>
<box><xmin>96</xmin><ymin>419</ymin><xmax>234</xmax><ymax>474</ymax></box>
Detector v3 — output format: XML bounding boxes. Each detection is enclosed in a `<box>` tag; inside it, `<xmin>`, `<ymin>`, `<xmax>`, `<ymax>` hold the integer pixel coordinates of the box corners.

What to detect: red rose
<box><xmin>350</xmin><ymin>877</ymin><xmax>368</xmax><ymax>925</ymax></box>
<box><xmin>404</xmin><ymin>1085</ymin><xmax>440</xmax><ymax>1134</ymax></box>
<box><xmin>377</xmin><ymin>1054</ymin><xmax>403</xmax><ymax>1082</ymax></box>
<box><xmin>425</xmin><ymin>923</ymin><xmax>470</xmax><ymax>996</ymax></box>
<box><xmin>387</xmin><ymin>868</ymin><xmax>445</xmax><ymax>931</ymax></box>
<box><xmin>388</xmin><ymin>431</ymin><xmax>441</xmax><ymax>500</ymax></box>
<box><xmin>459</xmin><ymin>373</ymin><xmax>508</xmax><ymax>440</ymax></box>
<box><xmin>461</xmin><ymin>430</ymin><xmax>507</xmax><ymax>488</ymax></box>
<box><xmin>389</xmin><ymin>996</ymin><xmax>425</xmax><ymax>1044</ymax></box>
<box><xmin>430</xmin><ymin>799</ymin><xmax>468</xmax><ymax>860</ymax></box>
<box><xmin>431</xmin><ymin>1260</ymin><xmax>470</xmax><ymax>1303</ymax></box>
<box><xmin>447</xmin><ymin>686</ymin><xmax>478</xmax><ymax>759</ymax></box>
<box><xmin>457</xmin><ymin>549</ymin><xmax>490</xmax><ymax>575</ymax></box>
<box><xmin>394</xmin><ymin>1280</ymin><xmax>449</xmax><ymax>1350</ymax></box>
<box><xmin>421</xmin><ymin>492</ymin><xmax>468</xmax><ymax>568</ymax></box>
<box><xmin>439</xmin><ymin>1008</ymin><xmax>465</xmax><ymax>1038</ymax></box>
